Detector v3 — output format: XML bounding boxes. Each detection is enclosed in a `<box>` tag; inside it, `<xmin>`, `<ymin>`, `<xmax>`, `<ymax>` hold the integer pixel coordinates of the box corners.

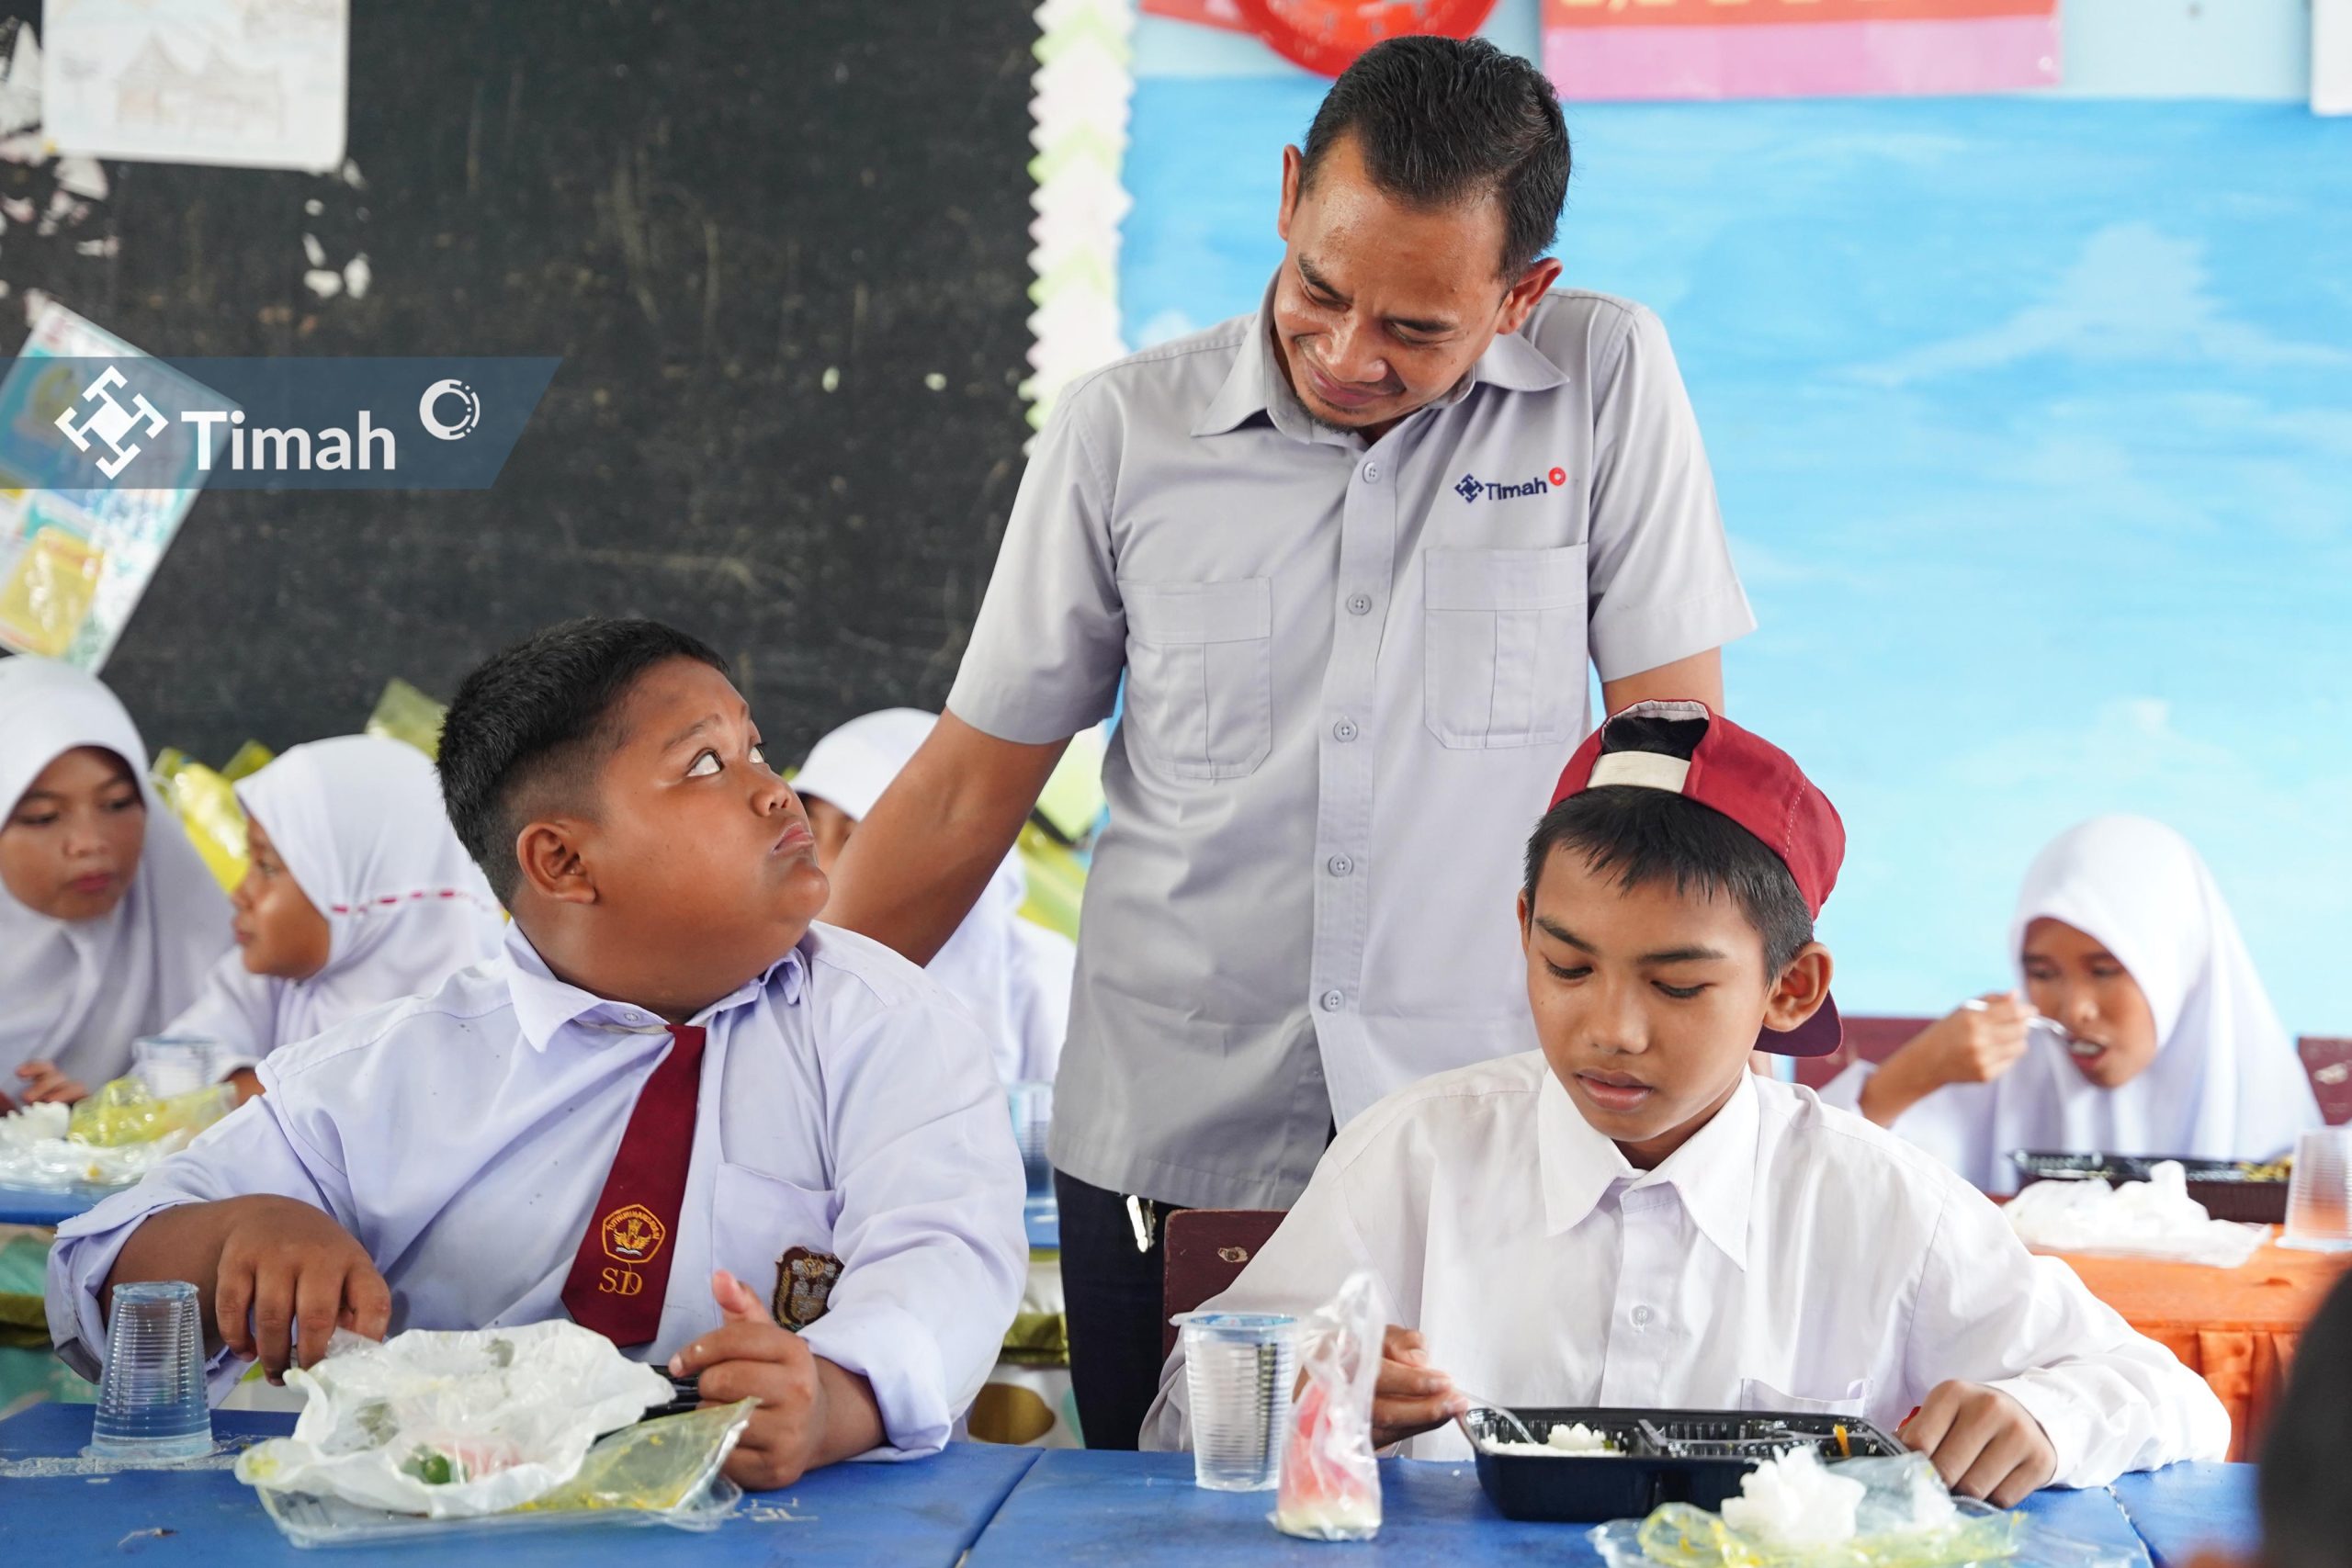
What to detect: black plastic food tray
<box><xmin>2009</xmin><ymin>1149</ymin><xmax>2290</xmax><ymax>1224</ymax></box>
<box><xmin>1465</xmin><ymin>1406</ymin><xmax>1904</xmax><ymax>1524</ymax></box>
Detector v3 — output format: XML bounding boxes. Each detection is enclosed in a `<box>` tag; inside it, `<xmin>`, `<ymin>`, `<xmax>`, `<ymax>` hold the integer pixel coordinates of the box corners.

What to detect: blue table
<box><xmin>0</xmin><ymin>1404</ymin><xmax>1040</xmax><ymax>1566</ymax></box>
<box><xmin>1023</xmin><ymin>1201</ymin><xmax>1058</xmax><ymax>1251</ymax></box>
<box><xmin>0</xmin><ymin>1183</ymin><xmax>103</xmax><ymax>1228</ymax></box>
<box><xmin>2113</xmin><ymin>1462</ymin><xmax>2260</xmax><ymax>1568</ymax></box>
<box><xmin>962</xmin><ymin>1450</ymin><xmax>2164</xmax><ymax>1566</ymax></box>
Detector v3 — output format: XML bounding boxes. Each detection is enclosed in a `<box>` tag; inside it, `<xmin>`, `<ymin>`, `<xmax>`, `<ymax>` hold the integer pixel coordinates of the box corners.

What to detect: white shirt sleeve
<box><xmin>1582</xmin><ymin>304</ymin><xmax>1757</xmax><ymax>682</ymax></box>
<box><xmin>1816</xmin><ymin>1060</ymin><xmax>1873</xmax><ymax>1116</ymax></box>
<box><xmin>44</xmin><ymin>1077</ymin><xmax>355</xmax><ymax>1400</ymax></box>
<box><xmin>794</xmin><ymin>993</ymin><xmax>1030</xmax><ymax>1458</ymax></box>
<box><xmin>944</xmin><ymin>389</ymin><xmax>1127</xmax><ymax>746</ymax></box>
<box><xmin>1900</xmin><ymin>1179</ymin><xmax>2231</xmax><ymax>1484</ymax></box>
<box><xmin>163</xmin><ymin>952</ymin><xmax>278</xmax><ymax>1059</ymax></box>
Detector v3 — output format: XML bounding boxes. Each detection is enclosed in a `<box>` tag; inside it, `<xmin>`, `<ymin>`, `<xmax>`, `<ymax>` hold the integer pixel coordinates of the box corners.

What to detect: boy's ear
<box><xmin>1762</xmin><ymin>942</ymin><xmax>1834</xmax><ymax>1036</ymax></box>
<box><xmin>514</xmin><ymin>818</ymin><xmax>598</xmax><ymax>907</ymax></box>
<box><xmin>1516</xmin><ymin>886</ymin><xmax>1532</xmax><ymax>947</ymax></box>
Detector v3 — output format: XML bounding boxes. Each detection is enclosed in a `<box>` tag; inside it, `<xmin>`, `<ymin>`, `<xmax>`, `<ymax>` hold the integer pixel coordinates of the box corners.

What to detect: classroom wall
<box><xmin>6</xmin><ymin>1</ymin><xmax>1036</xmax><ymax>770</ymax></box>
<box><xmin>1120</xmin><ymin>15</ymin><xmax>2352</xmax><ymax>1034</ymax></box>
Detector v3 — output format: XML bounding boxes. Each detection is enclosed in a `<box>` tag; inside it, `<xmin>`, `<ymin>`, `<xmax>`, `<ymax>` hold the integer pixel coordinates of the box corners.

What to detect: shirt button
<box><xmin>1362</xmin><ymin>461</ymin><xmax>1381</xmax><ymax>482</ymax></box>
<box><xmin>1319</xmin><ymin>989</ymin><xmax>1345</xmax><ymax>1012</ymax></box>
<box><xmin>1332</xmin><ymin>718</ymin><xmax>1358</xmax><ymax>742</ymax></box>
<box><xmin>1327</xmin><ymin>854</ymin><xmax>1353</xmax><ymax>877</ymax></box>
<box><xmin>1631</xmin><ymin>1305</ymin><xmax>1654</xmax><ymax>1328</ymax></box>
<box><xmin>1346</xmin><ymin>593</ymin><xmax>1373</xmax><ymax>616</ymax></box>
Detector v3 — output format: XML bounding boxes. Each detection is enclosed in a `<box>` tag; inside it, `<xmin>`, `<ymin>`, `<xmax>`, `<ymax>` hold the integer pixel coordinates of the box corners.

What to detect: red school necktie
<box><xmin>560</xmin><ymin>1023</ymin><xmax>707</xmax><ymax>1347</ymax></box>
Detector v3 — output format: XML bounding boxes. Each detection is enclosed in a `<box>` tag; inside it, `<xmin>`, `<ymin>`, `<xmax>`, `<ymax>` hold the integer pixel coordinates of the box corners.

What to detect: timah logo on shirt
<box><xmin>1454</xmin><ymin>465</ymin><xmax>1569</xmax><ymax>504</ymax></box>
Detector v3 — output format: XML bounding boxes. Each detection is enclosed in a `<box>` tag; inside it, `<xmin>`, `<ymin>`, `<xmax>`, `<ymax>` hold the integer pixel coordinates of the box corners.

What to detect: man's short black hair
<box><xmin>1299</xmin><ymin>34</ymin><xmax>1569</xmax><ymax>278</ymax></box>
<box><xmin>2260</xmin><ymin>1270</ymin><xmax>2352</xmax><ymax>1568</ymax></box>
<box><xmin>437</xmin><ymin>617</ymin><xmax>729</xmax><ymax>906</ymax></box>
<box><xmin>1523</xmin><ymin>787</ymin><xmax>1815</xmax><ymax>976</ymax></box>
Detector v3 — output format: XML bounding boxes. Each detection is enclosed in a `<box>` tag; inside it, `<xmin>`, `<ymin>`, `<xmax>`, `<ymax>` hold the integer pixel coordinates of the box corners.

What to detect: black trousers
<box><xmin>1055</xmin><ymin>1168</ymin><xmax>1188</xmax><ymax>1450</ymax></box>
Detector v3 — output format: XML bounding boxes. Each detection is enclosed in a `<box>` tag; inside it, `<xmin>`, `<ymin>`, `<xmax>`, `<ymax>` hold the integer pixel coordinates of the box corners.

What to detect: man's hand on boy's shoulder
<box><xmin>1901</xmin><ymin>1380</ymin><xmax>2056</xmax><ymax>1506</ymax></box>
<box><xmin>210</xmin><ymin>1194</ymin><xmax>391</xmax><ymax>1382</ymax></box>
<box><xmin>1369</xmin><ymin>1325</ymin><xmax>1469</xmax><ymax>1450</ymax></box>
<box><xmin>669</xmin><ymin>1269</ymin><xmax>886</xmax><ymax>1490</ymax></box>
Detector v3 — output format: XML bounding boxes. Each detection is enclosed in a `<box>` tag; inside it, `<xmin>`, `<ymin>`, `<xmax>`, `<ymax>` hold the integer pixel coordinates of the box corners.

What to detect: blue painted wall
<box><xmin>1119</xmin><ymin>70</ymin><xmax>2352</xmax><ymax>1032</ymax></box>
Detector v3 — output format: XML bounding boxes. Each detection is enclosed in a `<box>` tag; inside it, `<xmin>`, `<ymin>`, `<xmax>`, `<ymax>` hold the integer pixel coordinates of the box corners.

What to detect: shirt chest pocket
<box><xmin>1119</xmin><ymin>577</ymin><xmax>1272</xmax><ymax>781</ymax></box>
<box><xmin>1422</xmin><ymin>544</ymin><xmax>1589</xmax><ymax>750</ymax></box>
<box><xmin>1739</xmin><ymin>1376</ymin><xmax>1872</xmax><ymax>1419</ymax></box>
<box><xmin>709</xmin><ymin>1163</ymin><xmax>840</xmax><ymax>1328</ymax></box>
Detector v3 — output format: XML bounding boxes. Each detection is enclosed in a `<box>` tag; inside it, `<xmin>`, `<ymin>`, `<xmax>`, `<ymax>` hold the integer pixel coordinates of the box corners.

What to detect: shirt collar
<box><xmin>1536</xmin><ymin>1066</ymin><xmax>1758</xmax><ymax>1270</ymax></box>
<box><xmin>1191</xmin><ymin>270</ymin><xmax>1571</xmax><ymax>441</ymax></box>
<box><xmin>502</xmin><ymin>922</ymin><xmax>808</xmax><ymax>1053</ymax></box>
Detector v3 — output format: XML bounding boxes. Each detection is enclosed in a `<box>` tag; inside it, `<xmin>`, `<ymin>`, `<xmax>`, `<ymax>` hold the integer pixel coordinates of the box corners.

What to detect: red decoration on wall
<box><xmin>1231</xmin><ymin>0</ymin><xmax>1500</xmax><ymax>78</ymax></box>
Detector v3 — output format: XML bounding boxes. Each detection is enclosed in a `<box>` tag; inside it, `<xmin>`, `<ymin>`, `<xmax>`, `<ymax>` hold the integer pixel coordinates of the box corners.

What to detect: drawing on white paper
<box><xmin>41</xmin><ymin>0</ymin><xmax>346</xmax><ymax>174</ymax></box>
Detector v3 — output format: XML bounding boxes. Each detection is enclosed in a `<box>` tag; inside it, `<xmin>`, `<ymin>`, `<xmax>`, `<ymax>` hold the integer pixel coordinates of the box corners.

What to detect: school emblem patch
<box><xmin>599</xmin><ymin>1203</ymin><xmax>667</xmax><ymax>1265</ymax></box>
<box><xmin>773</xmin><ymin>1247</ymin><xmax>842</xmax><ymax>1331</ymax></box>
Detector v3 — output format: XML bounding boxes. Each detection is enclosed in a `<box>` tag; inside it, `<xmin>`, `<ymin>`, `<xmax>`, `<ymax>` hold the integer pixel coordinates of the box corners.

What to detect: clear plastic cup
<box><xmin>86</xmin><ymin>1279</ymin><xmax>213</xmax><ymax>1461</ymax></box>
<box><xmin>2282</xmin><ymin>1128</ymin><xmax>2352</xmax><ymax>1253</ymax></box>
<box><xmin>1008</xmin><ymin>1081</ymin><xmax>1055</xmax><ymax>1210</ymax></box>
<box><xmin>1176</xmin><ymin>1311</ymin><xmax>1295</xmax><ymax>1491</ymax></box>
<box><xmin>130</xmin><ymin>1035</ymin><xmax>221</xmax><ymax>1099</ymax></box>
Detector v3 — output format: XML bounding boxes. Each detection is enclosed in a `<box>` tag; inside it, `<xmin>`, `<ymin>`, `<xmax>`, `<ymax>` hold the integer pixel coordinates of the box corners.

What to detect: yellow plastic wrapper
<box><xmin>0</xmin><ymin>525</ymin><xmax>104</xmax><ymax>658</ymax></box>
<box><xmin>153</xmin><ymin>750</ymin><xmax>250</xmax><ymax>893</ymax></box>
<box><xmin>514</xmin><ymin>1400</ymin><xmax>756</xmax><ymax>1516</ymax></box>
<box><xmin>68</xmin><ymin>1077</ymin><xmax>235</xmax><ymax>1149</ymax></box>
<box><xmin>366</xmin><ymin>678</ymin><xmax>448</xmax><ymax>760</ymax></box>
<box><xmin>220</xmin><ymin>739</ymin><xmax>277</xmax><ymax>784</ymax></box>
<box><xmin>1016</xmin><ymin>823</ymin><xmax>1087</xmax><ymax>940</ymax></box>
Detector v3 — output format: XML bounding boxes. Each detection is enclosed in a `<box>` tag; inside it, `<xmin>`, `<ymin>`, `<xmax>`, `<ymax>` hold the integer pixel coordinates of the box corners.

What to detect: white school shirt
<box><xmin>49</xmin><ymin>920</ymin><xmax>1029</xmax><ymax>1458</ymax></box>
<box><xmin>948</xmin><ymin>275</ymin><xmax>1755</xmax><ymax>1208</ymax></box>
<box><xmin>1139</xmin><ymin>1054</ymin><xmax>2228</xmax><ymax>1486</ymax></box>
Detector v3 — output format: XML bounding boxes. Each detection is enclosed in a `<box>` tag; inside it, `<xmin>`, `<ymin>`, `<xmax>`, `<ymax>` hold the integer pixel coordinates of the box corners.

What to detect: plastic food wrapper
<box><xmin>365</xmin><ymin>677</ymin><xmax>448</xmax><ymax>760</ymax></box>
<box><xmin>234</xmin><ymin>1322</ymin><xmax>677</xmax><ymax>1519</ymax></box>
<box><xmin>0</xmin><ymin>1080</ymin><xmax>231</xmax><ymax>1190</ymax></box>
<box><xmin>1589</xmin><ymin>1451</ymin><xmax>2143</xmax><ymax>1568</ymax></box>
<box><xmin>153</xmin><ymin>748</ymin><xmax>251</xmax><ymax>892</ymax></box>
<box><xmin>1272</xmin><ymin>1269</ymin><xmax>1383</xmax><ymax>1541</ymax></box>
<box><xmin>67</xmin><ymin>1077</ymin><xmax>234</xmax><ymax>1148</ymax></box>
<box><xmin>2007</xmin><ymin>1160</ymin><xmax>2270</xmax><ymax>1268</ymax></box>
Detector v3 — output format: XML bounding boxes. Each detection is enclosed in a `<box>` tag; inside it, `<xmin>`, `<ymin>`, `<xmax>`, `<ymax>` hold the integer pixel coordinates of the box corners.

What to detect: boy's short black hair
<box><xmin>1299</xmin><ymin>35</ymin><xmax>1570</xmax><ymax>278</ymax></box>
<box><xmin>1523</xmin><ymin>786</ymin><xmax>1815</xmax><ymax>976</ymax></box>
<box><xmin>2260</xmin><ymin>1270</ymin><xmax>2352</xmax><ymax>1568</ymax></box>
<box><xmin>437</xmin><ymin>617</ymin><xmax>729</xmax><ymax>905</ymax></box>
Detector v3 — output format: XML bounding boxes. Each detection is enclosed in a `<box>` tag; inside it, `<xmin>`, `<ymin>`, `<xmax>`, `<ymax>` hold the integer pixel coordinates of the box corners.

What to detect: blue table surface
<box><xmin>0</xmin><ymin>1183</ymin><xmax>104</xmax><ymax>1229</ymax></box>
<box><xmin>0</xmin><ymin>1403</ymin><xmax>1040</xmax><ymax>1566</ymax></box>
<box><xmin>2114</xmin><ymin>1462</ymin><xmax>2261</xmax><ymax>1568</ymax></box>
<box><xmin>963</xmin><ymin>1449</ymin><xmax>2180</xmax><ymax>1567</ymax></box>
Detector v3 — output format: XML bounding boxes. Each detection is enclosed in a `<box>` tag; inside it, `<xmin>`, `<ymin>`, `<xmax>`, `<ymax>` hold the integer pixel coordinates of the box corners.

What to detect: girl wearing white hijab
<box><xmin>795</xmin><ymin>708</ymin><xmax>1075</xmax><ymax>1085</ymax></box>
<box><xmin>167</xmin><ymin>734</ymin><xmax>505</xmax><ymax>1076</ymax></box>
<box><xmin>0</xmin><ymin>657</ymin><xmax>233</xmax><ymax>1105</ymax></box>
<box><xmin>1824</xmin><ymin>815</ymin><xmax>2321</xmax><ymax>1191</ymax></box>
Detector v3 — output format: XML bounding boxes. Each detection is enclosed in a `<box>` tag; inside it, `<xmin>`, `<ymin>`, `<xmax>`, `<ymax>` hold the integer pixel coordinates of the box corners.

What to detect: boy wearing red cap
<box><xmin>1141</xmin><ymin>702</ymin><xmax>2227</xmax><ymax>1502</ymax></box>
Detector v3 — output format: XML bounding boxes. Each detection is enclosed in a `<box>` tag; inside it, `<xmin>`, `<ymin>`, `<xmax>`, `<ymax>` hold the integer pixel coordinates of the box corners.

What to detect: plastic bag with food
<box><xmin>234</xmin><ymin>1322</ymin><xmax>674</xmax><ymax>1518</ymax></box>
<box><xmin>1272</xmin><ymin>1269</ymin><xmax>1383</xmax><ymax>1541</ymax></box>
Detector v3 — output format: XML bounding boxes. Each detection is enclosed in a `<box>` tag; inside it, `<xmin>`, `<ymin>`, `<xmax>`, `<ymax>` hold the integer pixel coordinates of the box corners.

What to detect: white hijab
<box><xmin>0</xmin><ymin>656</ymin><xmax>232</xmax><ymax>1090</ymax></box>
<box><xmin>167</xmin><ymin>735</ymin><xmax>505</xmax><ymax>1058</ymax></box>
<box><xmin>795</xmin><ymin>709</ymin><xmax>1072</xmax><ymax>1084</ymax></box>
<box><xmin>1893</xmin><ymin>815</ymin><xmax>2321</xmax><ymax>1190</ymax></box>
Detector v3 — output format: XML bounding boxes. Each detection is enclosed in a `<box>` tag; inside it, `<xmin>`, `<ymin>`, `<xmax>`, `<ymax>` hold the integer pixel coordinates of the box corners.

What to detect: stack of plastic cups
<box><xmin>1175</xmin><ymin>1311</ymin><xmax>1296</xmax><ymax>1491</ymax></box>
<box><xmin>85</xmin><ymin>1280</ymin><xmax>213</xmax><ymax>1462</ymax></box>
<box><xmin>2282</xmin><ymin>1128</ymin><xmax>2352</xmax><ymax>1253</ymax></box>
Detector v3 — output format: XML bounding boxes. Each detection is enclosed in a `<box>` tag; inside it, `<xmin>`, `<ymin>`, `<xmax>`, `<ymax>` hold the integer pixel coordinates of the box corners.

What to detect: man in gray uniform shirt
<box><xmin>827</xmin><ymin>37</ymin><xmax>1756</xmax><ymax>1448</ymax></box>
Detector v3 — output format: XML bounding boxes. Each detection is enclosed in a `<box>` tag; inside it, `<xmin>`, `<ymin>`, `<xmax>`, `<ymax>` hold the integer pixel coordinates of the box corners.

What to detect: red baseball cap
<box><xmin>1547</xmin><ymin>700</ymin><xmax>1845</xmax><ymax>1057</ymax></box>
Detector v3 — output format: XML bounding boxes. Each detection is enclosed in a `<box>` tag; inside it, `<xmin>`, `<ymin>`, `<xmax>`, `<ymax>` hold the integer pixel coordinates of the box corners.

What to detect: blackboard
<box><xmin>0</xmin><ymin>0</ymin><xmax>1038</xmax><ymax>765</ymax></box>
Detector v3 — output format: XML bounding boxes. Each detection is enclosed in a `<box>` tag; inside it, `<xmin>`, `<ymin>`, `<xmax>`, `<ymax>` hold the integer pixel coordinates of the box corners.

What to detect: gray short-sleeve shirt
<box><xmin>947</xmin><ymin>276</ymin><xmax>1755</xmax><ymax>1209</ymax></box>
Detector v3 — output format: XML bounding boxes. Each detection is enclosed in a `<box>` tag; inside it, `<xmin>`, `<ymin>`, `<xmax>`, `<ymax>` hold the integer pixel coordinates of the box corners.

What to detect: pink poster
<box><xmin>1543</xmin><ymin>0</ymin><xmax>2060</xmax><ymax>101</ymax></box>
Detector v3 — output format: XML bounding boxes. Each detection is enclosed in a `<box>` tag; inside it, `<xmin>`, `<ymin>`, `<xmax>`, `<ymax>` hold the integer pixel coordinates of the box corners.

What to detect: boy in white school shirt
<box><xmin>48</xmin><ymin>618</ymin><xmax>1028</xmax><ymax>1489</ymax></box>
<box><xmin>1142</xmin><ymin>703</ymin><xmax>2228</xmax><ymax>1503</ymax></box>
